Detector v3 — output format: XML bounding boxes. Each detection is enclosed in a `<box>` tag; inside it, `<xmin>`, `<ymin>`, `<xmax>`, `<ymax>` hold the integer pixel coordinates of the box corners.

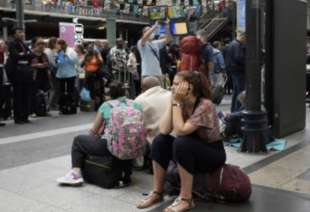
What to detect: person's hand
<box><xmin>221</xmin><ymin>71</ymin><xmax>228</xmax><ymax>82</ymax></box>
<box><xmin>89</xmin><ymin>129</ymin><xmax>98</xmax><ymax>137</ymax></box>
<box><xmin>173</xmin><ymin>81</ymin><xmax>191</xmax><ymax>103</ymax></box>
<box><xmin>37</xmin><ymin>63</ymin><xmax>45</xmax><ymax>69</ymax></box>
<box><xmin>154</xmin><ymin>20</ymin><xmax>160</xmax><ymax>27</ymax></box>
<box><xmin>165</xmin><ymin>19</ymin><xmax>170</xmax><ymax>25</ymax></box>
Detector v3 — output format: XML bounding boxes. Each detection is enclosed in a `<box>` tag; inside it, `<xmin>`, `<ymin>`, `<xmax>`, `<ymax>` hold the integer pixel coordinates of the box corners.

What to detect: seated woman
<box><xmin>137</xmin><ymin>71</ymin><xmax>226</xmax><ymax>212</ymax></box>
<box><xmin>57</xmin><ymin>80</ymin><xmax>141</xmax><ymax>186</ymax></box>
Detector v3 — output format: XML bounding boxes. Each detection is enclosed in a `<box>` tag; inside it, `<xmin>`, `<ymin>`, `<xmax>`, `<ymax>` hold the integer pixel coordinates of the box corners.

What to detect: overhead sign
<box><xmin>59</xmin><ymin>22</ymin><xmax>84</xmax><ymax>47</ymax></box>
<box><xmin>74</xmin><ymin>23</ymin><xmax>84</xmax><ymax>44</ymax></box>
<box><xmin>59</xmin><ymin>22</ymin><xmax>75</xmax><ymax>48</ymax></box>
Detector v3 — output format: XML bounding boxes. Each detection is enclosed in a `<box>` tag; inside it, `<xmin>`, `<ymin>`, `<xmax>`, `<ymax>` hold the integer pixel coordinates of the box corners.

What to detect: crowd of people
<box><xmin>0</xmin><ymin>23</ymin><xmax>247</xmax><ymax>211</ymax></box>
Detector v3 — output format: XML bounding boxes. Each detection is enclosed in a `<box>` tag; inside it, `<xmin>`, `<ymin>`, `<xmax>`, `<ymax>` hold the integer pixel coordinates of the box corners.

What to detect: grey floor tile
<box><xmin>0</xmin><ymin>188</ymin><xmax>65</xmax><ymax>212</ymax></box>
<box><xmin>62</xmin><ymin>193</ymin><xmax>138</xmax><ymax>212</ymax></box>
<box><xmin>22</xmin><ymin>183</ymin><xmax>93</xmax><ymax>208</ymax></box>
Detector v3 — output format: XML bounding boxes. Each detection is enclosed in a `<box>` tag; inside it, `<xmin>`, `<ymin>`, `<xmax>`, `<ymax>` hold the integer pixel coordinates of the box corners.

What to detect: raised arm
<box><xmin>158</xmin><ymin>20</ymin><xmax>172</xmax><ymax>45</ymax></box>
<box><xmin>140</xmin><ymin>22</ymin><xmax>159</xmax><ymax>47</ymax></box>
<box><xmin>172</xmin><ymin>82</ymin><xmax>199</xmax><ymax>136</ymax></box>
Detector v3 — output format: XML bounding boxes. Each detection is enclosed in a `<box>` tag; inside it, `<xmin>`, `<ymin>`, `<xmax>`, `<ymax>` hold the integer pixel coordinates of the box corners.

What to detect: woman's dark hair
<box><xmin>212</xmin><ymin>41</ymin><xmax>221</xmax><ymax>49</ymax></box>
<box><xmin>57</xmin><ymin>39</ymin><xmax>67</xmax><ymax>51</ymax></box>
<box><xmin>109</xmin><ymin>80</ymin><xmax>125</xmax><ymax>99</ymax></box>
<box><xmin>11</xmin><ymin>27</ymin><xmax>24</xmax><ymax>35</ymax></box>
<box><xmin>176</xmin><ymin>71</ymin><xmax>212</xmax><ymax>99</ymax></box>
<box><xmin>75</xmin><ymin>44</ymin><xmax>85</xmax><ymax>54</ymax></box>
<box><xmin>48</xmin><ymin>37</ymin><xmax>57</xmax><ymax>49</ymax></box>
<box><xmin>31</xmin><ymin>37</ymin><xmax>38</xmax><ymax>48</ymax></box>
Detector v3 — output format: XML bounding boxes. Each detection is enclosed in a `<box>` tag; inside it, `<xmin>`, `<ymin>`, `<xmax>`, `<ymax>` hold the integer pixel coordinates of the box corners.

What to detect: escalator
<box><xmin>203</xmin><ymin>17</ymin><xmax>229</xmax><ymax>40</ymax></box>
<box><xmin>197</xmin><ymin>6</ymin><xmax>233</xmax><ymax>41</ymax></box>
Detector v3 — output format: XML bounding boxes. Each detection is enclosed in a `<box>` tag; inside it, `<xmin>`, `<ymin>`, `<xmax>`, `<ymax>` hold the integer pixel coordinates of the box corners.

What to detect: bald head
<box><xmin>141</xmin><ymin>77</ymin><xmax>161</xmax><ymax>92</ymax></box>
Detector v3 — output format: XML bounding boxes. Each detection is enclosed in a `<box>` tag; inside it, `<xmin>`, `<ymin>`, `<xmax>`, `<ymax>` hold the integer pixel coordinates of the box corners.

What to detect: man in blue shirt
<box><xmin>137</xmin><ymin>21</ymin><xmax>172</xmax><ymax>82</ymax></box>
<box><xmin>225</xmin><ymin>31</ymin><xmax>246</xmax><ymax>112</ymax></box>
<box><xmin>196</xmin><ymin>30</ymin><xmax>214</xmax><ymax>79</ymax></box>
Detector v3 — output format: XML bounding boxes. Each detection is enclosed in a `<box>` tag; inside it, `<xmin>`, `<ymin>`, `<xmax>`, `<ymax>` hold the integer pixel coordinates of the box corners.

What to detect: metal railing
<box><xmin>0</xmin><ymin>1</ymin><xmax>149</xmax><ymax>24</ymax></box>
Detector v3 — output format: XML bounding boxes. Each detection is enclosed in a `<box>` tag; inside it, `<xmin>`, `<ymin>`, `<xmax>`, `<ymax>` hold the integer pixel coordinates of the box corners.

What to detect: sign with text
<box><xmin>59</xmin><ymin>22</ymin><xmax>75</xmax><ymax>48</ymax></box>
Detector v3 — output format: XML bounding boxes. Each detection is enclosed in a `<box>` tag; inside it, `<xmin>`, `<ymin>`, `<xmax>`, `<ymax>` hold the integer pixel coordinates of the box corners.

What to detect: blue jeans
<box><xmin>231</xmin><ymin>73</ymin><xmax>245</xmax><ymax>112</ymax></box>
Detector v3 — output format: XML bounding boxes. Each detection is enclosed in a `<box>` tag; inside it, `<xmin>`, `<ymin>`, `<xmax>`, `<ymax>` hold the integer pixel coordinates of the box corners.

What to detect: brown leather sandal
<box><xmin>164</xmin><ymin>197</ymin><xmax>195</xmax><ymax>212</ymax></box>
<box><xmin>136</xmin><ymin>191</ymin><xmax>164</xmax><ymax>209</ymax></box>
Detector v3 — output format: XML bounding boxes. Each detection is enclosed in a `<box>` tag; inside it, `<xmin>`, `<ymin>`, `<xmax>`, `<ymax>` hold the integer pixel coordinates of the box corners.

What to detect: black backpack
<box><xmin>35</xmin><ymin>90</ymin><xmax>48</xmax><ymax>116</ymax></box>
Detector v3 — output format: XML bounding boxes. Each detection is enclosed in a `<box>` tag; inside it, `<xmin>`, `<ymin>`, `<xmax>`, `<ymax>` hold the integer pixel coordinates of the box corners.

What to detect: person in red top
<box><xmin>219</xmin><ymin>0</ymin><xmax>226</xmax><ymax>12</ymax></box>
<box><xmin>92</xmin><ymin>0</ymin><xmax>101</xmax><ymax>14</ymax></box>
<box><xmin>92</xmin><ymin>0</ymin><xmax>100</xmax><ymax>7</ymax></box>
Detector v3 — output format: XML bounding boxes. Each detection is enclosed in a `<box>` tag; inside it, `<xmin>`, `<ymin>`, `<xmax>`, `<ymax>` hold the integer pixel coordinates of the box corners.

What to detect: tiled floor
<box><xmin>0</xmin><ymin>136</ymin><xmax>306</xmax><ymax>212</ymax></box>
<box><xmin>0</xmin><ymin>96</ymin><xmax>309</xmax><ymax>211</ymax></box>
<box><xmin>249</xmin><ymin>145</ymin><xmax>310</xmax><ymax>195</ymax></box>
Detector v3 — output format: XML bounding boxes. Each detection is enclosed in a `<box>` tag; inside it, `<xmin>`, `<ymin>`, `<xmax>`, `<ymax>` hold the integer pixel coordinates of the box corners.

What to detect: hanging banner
<box><xmin>168</xmin><ymin>6</ymin><xmax>186</xmax><ymax>19</ymax></box>
<box><xmin>149</xmin><ymin>6</ymin><xmax>166</xmax><ymax>20</ymax></box>
<box><xmin>59</xmin><ymin>22</ymin><xmax>76</xmax><ymax>48</ymax></box>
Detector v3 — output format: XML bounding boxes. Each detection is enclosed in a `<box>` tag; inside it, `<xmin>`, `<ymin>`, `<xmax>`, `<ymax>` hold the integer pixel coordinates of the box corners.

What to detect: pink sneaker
<box><xmin>57</xmin><ymin>170</ymin><xmax>84</xmax><ymax>186</ymax></box>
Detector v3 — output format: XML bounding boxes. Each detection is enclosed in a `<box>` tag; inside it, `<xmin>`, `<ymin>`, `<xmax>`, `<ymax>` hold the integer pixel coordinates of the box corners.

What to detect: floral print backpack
<box><xmin>106</xmin><ymin>99</ymin><xmax>147</xmax><ymax>160</ymax></box>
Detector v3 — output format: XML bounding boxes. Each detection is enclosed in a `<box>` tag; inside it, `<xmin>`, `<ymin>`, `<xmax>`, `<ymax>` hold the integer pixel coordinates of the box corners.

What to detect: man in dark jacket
<box><xmin>6</xmin><ymin>28</ymin><xmax>34</xmax><ymax>124</ymax></box>
<box><xmin>225</xmin><ymin>31</ymin><xmax>246</xmax><ymax>112</ymax></box>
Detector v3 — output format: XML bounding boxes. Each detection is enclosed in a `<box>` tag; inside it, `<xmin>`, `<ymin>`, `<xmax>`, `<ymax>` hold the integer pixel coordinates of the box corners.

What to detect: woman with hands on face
<box><xmin>137</xmin><ymin>71</ymin><xmax>226</xmax><ymax>212</ymax></box>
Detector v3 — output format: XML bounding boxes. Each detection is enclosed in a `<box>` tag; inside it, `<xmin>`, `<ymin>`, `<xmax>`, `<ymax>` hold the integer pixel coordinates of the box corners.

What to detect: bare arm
<box><xmin>208</xmin><ymin>61</ymin><xmax>214</xmax><ymax>73</ymax></box>
<box><xmin>140</xmin><ymin>22</ymin><xmax>159</xmax><ymax>47</ymax></box>
<box><xmin>89</xmin><ymin>112</ymin><xmax>104</xmax><ymax>136</ymax></box>
<box><xmin>172</xmin><ymin>105</ymin><xmax>198</xmax><ymax>136</ymax></box>
<box><xmin>159</xmin><ymin>21</ymin><xmax>173</xmax><ymax>44</ymax></box>
<box><xmin>172</xmin><ymin>82</ymin><xmax>199</xmax><ymax>136</ymax></box>
<box><xmin>159</xmin><ymin>103</ymin><xmax>173</xmax><ymax>135</ymax></box>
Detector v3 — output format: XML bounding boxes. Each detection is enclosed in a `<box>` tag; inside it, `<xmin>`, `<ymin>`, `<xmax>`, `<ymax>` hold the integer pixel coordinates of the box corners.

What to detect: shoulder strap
<box><xmin>147</xmin><ymin>43</ymin><xmax>160</xmax><ymax>62</ymax></box>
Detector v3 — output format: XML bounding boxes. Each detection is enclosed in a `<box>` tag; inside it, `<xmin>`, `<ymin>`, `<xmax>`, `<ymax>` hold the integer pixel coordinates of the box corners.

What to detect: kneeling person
<box><xmin>57</xmin><ymin>80</ymin><xmax>144</xmax><ymax>186</ymax></box>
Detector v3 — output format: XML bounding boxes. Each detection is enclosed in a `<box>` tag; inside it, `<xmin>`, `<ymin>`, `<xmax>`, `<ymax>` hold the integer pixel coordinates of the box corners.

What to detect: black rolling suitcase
<box><xmin>59</xmin><ymin>90</ymin><xmax>78</xmax><ymax>115</ymax></box>
<box><xmin>35</xmin><ymin>90</ymin><xmax>48</xmax><ymax>116</ymax></box>
<box><xmin>82</xmin><ymin>155</ymin><xmax>123</xmax><ymax>189</ymax></box>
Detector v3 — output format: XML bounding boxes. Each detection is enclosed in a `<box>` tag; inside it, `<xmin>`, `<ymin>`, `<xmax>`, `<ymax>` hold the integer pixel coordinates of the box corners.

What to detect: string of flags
<box><xmin>104</xmin><ymin>0</ymin><xmax>206</xmax><ymax>18</ymax></box>
<box><xmin>41</xmin><ymin>0</ymin><xmax>209</xmax><ymax>19</ymax></box>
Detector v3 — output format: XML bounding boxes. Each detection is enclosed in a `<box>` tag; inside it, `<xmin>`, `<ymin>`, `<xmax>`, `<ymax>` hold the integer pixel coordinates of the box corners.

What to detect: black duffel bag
<box><xmin>82</xmin><ymin>155</ymin><xmax>124</xmax><ymax>189</ymax></box>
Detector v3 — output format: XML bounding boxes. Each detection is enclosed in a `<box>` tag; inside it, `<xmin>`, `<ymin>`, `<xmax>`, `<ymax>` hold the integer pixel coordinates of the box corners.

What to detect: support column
<box><xmin>241</xmin><ymin>0</ymin><xmax>268</xmax><ymax>153</ymax></box>
<box><xmin>2</xmin><ymin>25</ymin><xmax>8</xmax><ymax>41</ymax></box>
<box><xmin>106</xmin><ymin>13</ymin><xmax>116</xmax><ymax>47</ymax></box>
<box><xmin>16</xmin><ymin>0</ymin><xmax>25</xmax><ymax>29</ymax></box>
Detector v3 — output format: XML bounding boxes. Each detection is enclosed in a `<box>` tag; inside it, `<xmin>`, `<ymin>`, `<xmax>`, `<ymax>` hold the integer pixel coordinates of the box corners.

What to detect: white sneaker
<box><xmin>57</xmin><ymin>170</ymin><xmax>84</xmax><ymax>186</ymax></box>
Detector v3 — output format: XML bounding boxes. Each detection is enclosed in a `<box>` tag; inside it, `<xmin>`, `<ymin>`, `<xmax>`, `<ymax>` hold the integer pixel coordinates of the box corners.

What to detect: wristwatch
<box><xmin>172</xmin><ymin>102</ymin><xmax>182</xmax><ymax>107</ymax></box>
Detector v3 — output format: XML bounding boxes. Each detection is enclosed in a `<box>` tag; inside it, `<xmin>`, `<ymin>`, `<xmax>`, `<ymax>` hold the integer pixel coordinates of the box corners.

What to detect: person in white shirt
<box><xmin>137</xmin><ymin>21</ymin><xmax>172</xmax><ymax>81</ymax></box>
<box><xmin>135</xmin><ymin>77</ymin><xmax>171</xmax><ymax>145</ymax></box>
